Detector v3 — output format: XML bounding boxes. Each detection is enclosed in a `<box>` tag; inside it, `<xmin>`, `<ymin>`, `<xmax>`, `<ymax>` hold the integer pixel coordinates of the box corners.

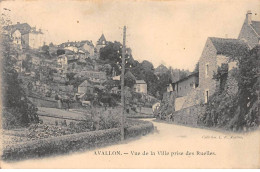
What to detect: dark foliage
<box><xmin>200</xmin><ymin>45</ymin><xmax>259</xmax><ymax>131</ymax></box>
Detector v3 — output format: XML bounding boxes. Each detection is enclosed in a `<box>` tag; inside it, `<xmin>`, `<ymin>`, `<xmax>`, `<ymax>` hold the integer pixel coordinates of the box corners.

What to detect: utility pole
<box><xmin>120</xmin><ymin>26</ymin><xmax>126</xmax><ymax>141</ymax></box>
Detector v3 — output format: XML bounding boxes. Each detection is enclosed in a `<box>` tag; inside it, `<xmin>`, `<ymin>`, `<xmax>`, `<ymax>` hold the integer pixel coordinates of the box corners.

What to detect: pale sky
<box><xmin>1</xmin><ymin>0</ymin><xmax>260</xmax><ymax>71</ymax></box>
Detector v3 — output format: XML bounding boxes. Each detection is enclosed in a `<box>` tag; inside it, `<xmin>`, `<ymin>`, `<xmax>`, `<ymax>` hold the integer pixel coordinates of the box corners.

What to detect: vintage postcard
<box><xmin>0</xmin><ymin>0</ymin><xmax>259</xmax><ymax>169</ymax></box>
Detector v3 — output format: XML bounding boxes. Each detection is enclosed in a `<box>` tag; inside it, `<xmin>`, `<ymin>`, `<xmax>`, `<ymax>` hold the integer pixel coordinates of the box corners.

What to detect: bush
<box><xmin>2</xmin><ymin>128</ymin><xmax>121</xmax><ymax>161</ymax></box>
<box><xmin>2</xmin><ymin>120</ymin><xmax>154</xmax><ymax>161</ymax></box>
<box><xmin>125</xmin><ymin>119</ymin><xmax>154</xmax><ymax>139</ymax></box>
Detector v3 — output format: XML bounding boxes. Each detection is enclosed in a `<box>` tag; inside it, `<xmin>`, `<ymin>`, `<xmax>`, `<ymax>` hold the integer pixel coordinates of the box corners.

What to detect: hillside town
<box><xmin>1</xmin><ymin>6</ymin><xmax>259</xmax><ymax>165</ymax></box>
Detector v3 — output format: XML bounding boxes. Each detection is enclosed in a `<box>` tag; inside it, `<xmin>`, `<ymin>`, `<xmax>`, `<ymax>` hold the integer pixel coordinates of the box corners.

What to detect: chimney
<box><xmin>246</xmin><ymin>10</ymin><xmax>252</xmax><ymax>25</ymax></box>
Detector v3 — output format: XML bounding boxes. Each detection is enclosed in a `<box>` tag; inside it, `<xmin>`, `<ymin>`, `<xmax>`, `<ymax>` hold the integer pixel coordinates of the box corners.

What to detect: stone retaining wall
<box><xmin>167</xmin><ymin>105</ymin><xmax>205</xmax><ymax>127</ymax></box>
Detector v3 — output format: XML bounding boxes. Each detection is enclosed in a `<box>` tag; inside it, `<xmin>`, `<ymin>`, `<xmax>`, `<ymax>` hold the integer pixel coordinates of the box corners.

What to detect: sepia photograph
<box><xmin>0</xmin><ymin>0</ymin><xmax>259</xmax><ymax>169</ymax></box>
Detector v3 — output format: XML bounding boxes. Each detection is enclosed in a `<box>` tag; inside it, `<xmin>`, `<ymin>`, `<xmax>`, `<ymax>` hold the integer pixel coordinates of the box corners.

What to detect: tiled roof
<box><xmin>209</xmin><ymin>37</ymin><xmax>250</xmax><ymax>57</ymax></box>
<box><xmin>251</xmin><ymin>21</ymin><xmax>260</xmax><ymax>36</ymax></box>
<box><xmin>79</xmin><ymin>80</ymin><xmax>92</xmax><ymax>87</ymax></box>
<box><xmin>172</xmin><ymin>72</ymin><xmax>199</xmax><ymax>84</ymax></box>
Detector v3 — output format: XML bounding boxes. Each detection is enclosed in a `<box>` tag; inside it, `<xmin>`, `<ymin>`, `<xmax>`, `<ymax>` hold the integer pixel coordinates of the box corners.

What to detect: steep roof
<box><xmin>172</xmin><ymin>72</ymin><xmax>199</xmax><ymax>84</ymax></box>
<box><xmin>6</xmin><ymin>23</ymin><xmax>31</xmax><ymax>35</ymax></box>
<box><xmin>209</xmin><ymin>37</ymin><xmax>250</xmax><ymax>57</ymax></box>
<box><xmin>251</xmin><ymin>21</ymin><xmax>260</xmax><ymax>36</ymax></box>
<box><xmin>79</xmin><ymin>80</ymin><xmax>92</xmax><ymax>87</ymax></box>
<box><xmin>97</xmin><ymin>34</ymin><xmax>106</xmax><ymax>45</ymax></box>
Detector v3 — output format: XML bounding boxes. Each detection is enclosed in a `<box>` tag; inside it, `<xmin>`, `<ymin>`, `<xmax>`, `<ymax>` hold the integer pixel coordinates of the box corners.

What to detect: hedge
<box><xmin>127</xmin><ymin>115</ymin><xmax>155</xmax><ymax>118</ymax></box>
<box><xmin>2</xmin><ymin>128</ymin><xmax>121</xmax><ymax>161</ymax></box>
<box><xmin>125</xmin><ymin>120</ymin><xmax>154</xmax><ymax>139</ymax></box>
<box><xmin>2</xmin><ymin>120</ymin><xmax>154</xmax><ymax>161</ymax></box>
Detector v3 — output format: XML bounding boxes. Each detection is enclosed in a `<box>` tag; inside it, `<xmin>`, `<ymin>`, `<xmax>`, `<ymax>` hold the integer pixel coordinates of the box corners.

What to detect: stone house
<box><xmin>23</xmin><ymin>27</ymin><xmax>45</xmax><ymax>49</ymax></box>
<box><xmin>78</xmin><ymin>80</ymin><xmax>94</xmax><ymax>94</ymax></box>
<box><xmin>238</xmin><ymin>10</ymin><xmax>260</xmax><ymax>49</ymax></box>
<box><xmin>60</xmin><ymin>40</ymin><xmax>95</xmax><ymax>56</ymax></box>
<box><xmin>160</xmin><ymin>10</ymin><xmax>257</xmax><ymax>126</ymax></box>
<box><xmin>81</xmin><ymin>40</ymin><xmax>95</xmax><ymax>57</ymax></box>
<box><xmin>169</xmin><ymin>72</ymin><xmax>199</xmax><ymax>97</ymax></box>
<box><xmin>5</xmin><ymin>22</ymin><xmax>31</xmax><ymax>49</ymax></box>
<box><xmin>134</xmin><ymin>80</ymin><xmax>147</xmax><ymax>94</ymax></box>
<box><xmin>172</xmin><ymin>38</ymin><xmax>249</xmax><ymax>112</ymax></box>
<box><xmin>11</xmin><ymin>30</ymin><xmax>22</xmax><ymax>49</ymax></box>
<box><xmin>198</xmin><ymin>37</ymin><xmax>249</xmax><ymax>103</ymax></box>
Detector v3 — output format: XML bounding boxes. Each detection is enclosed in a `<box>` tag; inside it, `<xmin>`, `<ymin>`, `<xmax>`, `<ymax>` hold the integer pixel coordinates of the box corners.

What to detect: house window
<box><xmin>205</xmin><ymin>90</ymin><xmax>209</xmax><ymax>103</ymax></box>
<box><xmin>205</xmin><ymin>64</ymin><xmax>209</xmax><ymax>77</ymax></box>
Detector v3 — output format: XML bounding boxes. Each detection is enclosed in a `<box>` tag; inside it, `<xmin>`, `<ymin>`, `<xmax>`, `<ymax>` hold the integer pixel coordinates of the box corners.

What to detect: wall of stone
<box><xmin>167</xmin><ymin>105</ymin><xmax>206</xmax><ymax>127</ymax></box>
<box><xmin>181</xmin><ymin>87</ymin><xmax>202</xmax><ymax>109</ymax></box>
<box><xmin>175</xmin><ymin>96</ymin><xmax>186</xmax><ymax>111</ymax></box>
<box><xmin>198</xmin><ymin>38</ymin><xmax>218</xmax><ymax>103</ymax></box>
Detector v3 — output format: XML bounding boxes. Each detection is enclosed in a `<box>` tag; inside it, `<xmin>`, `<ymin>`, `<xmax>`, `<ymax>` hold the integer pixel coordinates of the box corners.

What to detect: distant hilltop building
<box><xmin>96</xmin><ymin>34</ymin><xmax>107</xmax><ymax>53</ymax></box>
<box><xmin>59</xmin><ymin>40</ymin><xmax>95</xmax><ymax>59</ymax></box>
<box><xmin>4</xmin><ymin>22</ymin><xmax>45</xmax><ymax>49</ymax></box>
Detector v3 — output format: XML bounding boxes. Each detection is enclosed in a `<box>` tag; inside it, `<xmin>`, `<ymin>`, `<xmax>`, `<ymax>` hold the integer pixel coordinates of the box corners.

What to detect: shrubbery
<box><xmin>200</xmin><ymin>45</ymin><xmax>260</xmax><ymax>131</ymax></box>
<box><xmin>2</xmin><ymin>128</ymin><xmax>121</xmax><ymax>161</ymax></box>
<box><xmin>124</xmin><ymin>119</ymin><xmax>154</xmax><ymax>139</ymax></box>
<box><xmin>2</xmin><ymin>119</ymin><xmax>154</xmax><ymax>161</ymax></box>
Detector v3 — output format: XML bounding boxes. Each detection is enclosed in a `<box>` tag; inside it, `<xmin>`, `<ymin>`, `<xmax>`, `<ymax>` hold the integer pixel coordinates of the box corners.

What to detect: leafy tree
<box><xmin>22</xmin><ymin>54</ymin><xmax>32</xmax><ymax>72</ymax></box>
<box><xmin>141</xmin><ymin>60</ymin><xmax>154</xmax><ymax>71</ymax></box>
<box><xmin>101</xmin><ymin>64</ymin><xmax>112</xmax><ymax>76</ymax></box>
<box><xmin>1</xmin><ymin>34</ymin><xmax>39</xmax><ymax>128</ymax></box>
<box><xmin>100</xmin><ymin>41</ymin><xmax>122</xmax><ymax>63</ymax></box>
<box><xmin>124</xmin><ymin>71</ymin><xmax>136</xmax><ymax>88</ymax></box>
<box><xmin>57</xmin><ymin>49</ymin><xmax>65</xmax><ymax>56</ymax></box>
<box><xmin>143</xmin><ymin>70</ymin><xmax>158</xmax><ymax>96</ymax></box>
<box><xmin>41</xmin><ymin>45</ymin><xmax>49</xmax><ymax>55</ymax></box>
<box><xmin>130</xmin><ymin>62</ymin><xmax>145</xmax><ymax>80</ymax></box>
<box><xmin>156</xmin><ymin>72</ymin><xmax>171</xmax><ymax>99</ymax></box>
<box><xmin>193</xmin><ymin>62</ymin><xmax>199</xmax><ymax>73</ymax></box>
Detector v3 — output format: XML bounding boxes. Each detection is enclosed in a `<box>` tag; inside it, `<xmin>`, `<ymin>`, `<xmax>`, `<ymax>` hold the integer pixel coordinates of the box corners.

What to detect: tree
<box><xmin>141</xmin><ymin>60</ymin><xmax>154</xmax><ymax>71</ymax></box>
<box><xmin>143</xmin><ymin>70</ymin><xmax>158</xmax><ymax>96</ymax></box>
<box><xmin>101</xmin><ymin>64</ymin><xmax>112</xmax><ymax>76</ymax></box>
<box><xmin>193</xmin><ymin>62</ymin><xmax>199</xmax><ymax>73</ymax></box>
<box><xmin>57</xmin><ymin>49</ymin><xmax>65</xmax><ymax>56</ymax></box>
<box><xmin>156</xmin><ymin>72</ymin><xmax>171</xmax><ymax>99</ymax></box>
<box><xmin>1</xmin><ymin>33</ymin><xmax>39</xmax><ymax>128</ymax></box>
<box><xmin>130</xmin><ymin>62</ymin><xmax>145</xmax><ymax>80</ymax></box>
<box><xmin>100</xmin><ymin>41</ymin><xmax>122</xmax><ymax>63</ymax></box>
<box><xmin>124</xmin><ymin>71</ymin><xmax>136</xmax><ymax>88</ymax></box>
<box><xmin>236</xmin><ymin>45</ymin><xmax>259</xmax><ymax>129</ymax></box>
<box><xmin>41</xmin><ymin>45</ymin><xmax>49</xmax><ymax>55</ymax></box>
